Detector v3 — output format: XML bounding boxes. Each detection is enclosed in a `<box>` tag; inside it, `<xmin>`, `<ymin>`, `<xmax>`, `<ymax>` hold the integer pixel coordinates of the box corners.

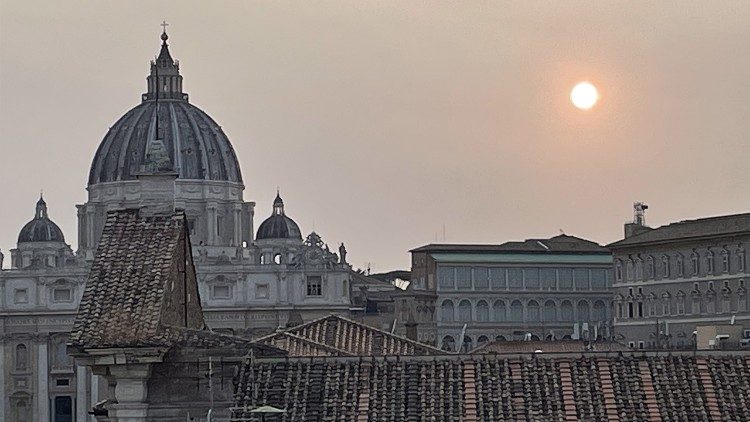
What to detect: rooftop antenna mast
<box><xmin>633</xmin><ymin>202</ymin><xmax>649</xmax><ymax>226</ymax></box>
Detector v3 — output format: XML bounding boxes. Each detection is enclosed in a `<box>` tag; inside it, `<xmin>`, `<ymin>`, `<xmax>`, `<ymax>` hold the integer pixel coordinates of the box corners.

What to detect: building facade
<box><xmin>405</xmin><ymin>235</ymin><xmax>613</xmax><ymax>352</ymax></box>
<box><xmin>0</xmin><ymin>29</ymin><xmax>388</xmax><ymax>422</ymax></box>
<box><xmin>608</xmin><ymin>206</ymin><xmax>749</xmax><ymax>349</ymax></box>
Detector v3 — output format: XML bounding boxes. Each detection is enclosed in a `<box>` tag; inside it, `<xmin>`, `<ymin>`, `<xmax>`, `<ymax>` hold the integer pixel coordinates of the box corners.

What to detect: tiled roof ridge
<box><xmin>286</xmin><ymin>313</ymin><xmax>446</xmax><ymax>354</ymax></box>
<box><xmin>254</xmin><ymin>331</ymin><xmax>356</xmax><ymax>357</ymax></box>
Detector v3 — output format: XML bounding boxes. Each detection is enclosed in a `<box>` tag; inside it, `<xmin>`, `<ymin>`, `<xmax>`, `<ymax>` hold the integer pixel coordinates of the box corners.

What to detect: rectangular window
<box><xmin>490</xmin><ymin>268</ymin><xmax>506</xmax><ymax>289</ymax></box>
<box><xmin>306</xmin><ymin>276</ymin><xmax>322</xmax><ymax>296</ymax></box>
<box><xmin>539</xmin><ymin>268</ymin><xmax>557</xmax><ymax>289</ymax></box>
<box><xmin>14</xmin><ymin>289</ymin><xmax>28</xmax><ymax>304</ymax></box>
<box><xmin>212</xmin><ymin>285</ymin><xmax>231</xmax><ymax>300</ymax></box>
<box><xmin>473</xmin><ymin>267</ymin><xmax>489</xmax><ymax>290</ymax></box>
<box><xmin>52</xmin><ymin>288</ymin><xmax>72</xmax><ymax>302</ymax></box>
<box><xmin>437</xmin><ymin>266</ymin><xmax>455</xmax><ymax>289</ymax></box>
<box><xmin>557</xmin><ymin>268</ymin><xmax>573</xmax><ymax>290</ymax></box>
<box><xmin>524</xmin><ymin>268</ymin><xmax>540</xmax><ymax>289</ymax></box>
<box><xmin>256</xmin><ymin>284</ymin><xmax>269</xmax><ymax>299</ymax></box>
<box><xmin>56</xmin><ymin>379</ymin><xmax>70</xmax><ymax>387</ymax></box>
<box><xmin>456</xmin><ymin>267</ymin><xmax>472</xmax><ymax>290</ymax></box>
<box><xmin>508</xmin><ymin>268</ymin><xmax>523</xmax><ymax>289</ymax></box>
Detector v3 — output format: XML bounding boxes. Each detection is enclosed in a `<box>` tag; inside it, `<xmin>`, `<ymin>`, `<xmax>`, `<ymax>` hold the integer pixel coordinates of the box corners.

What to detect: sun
<box><xmin>570</xmin><ymin>81</ymin><xmax>599</xmax><ymax>110</ymax></box>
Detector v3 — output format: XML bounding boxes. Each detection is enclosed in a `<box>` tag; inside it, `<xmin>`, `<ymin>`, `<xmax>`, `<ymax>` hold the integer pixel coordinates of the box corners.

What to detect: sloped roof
<box><xmin>234</xmin><ymin>354</ymin><xmax>750</xmax><ymax>421</ymax></box>
<box><xmin>253</xmin><ymin>314</ymin><xmax>444</xmax><ymax>356</ymax></box>
<box><xmin>470</xmin><ymin>340</ymin><xmax>627</xmax><ymax>354</ymax></box>
<box><xmin>411</xmin><ymin>234</ymin><xmax>608</xmax><ymax>254</ymax></box>
<box><xmin>70</xmin><ymin>209</ymin><xmax>203</xmax><ymax>349</ymax></box>
<box><xmin>608</xmin><ymin>213</ymin><xmax>750</xmax><ymax>248</ymax></box>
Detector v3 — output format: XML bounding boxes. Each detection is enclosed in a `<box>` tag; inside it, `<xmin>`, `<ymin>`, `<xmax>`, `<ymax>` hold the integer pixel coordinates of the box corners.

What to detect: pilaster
<box><xmin>37</xmin><ymin>339</ymin><xmax>50</xmax><ymax>422</ymax></box>
<box><xmin>0</xmin><ymin>341</ymin><xmax>5</xmax><ymax>422</ymax></box>
<box><xmin>76</xmin><ymin>365</ymin><xmax>88</xmax><ymax>422</ymax></box>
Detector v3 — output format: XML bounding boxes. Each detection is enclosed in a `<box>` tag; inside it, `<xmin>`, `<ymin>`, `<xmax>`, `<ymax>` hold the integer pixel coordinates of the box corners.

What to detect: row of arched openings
<box><xmin>439</xmin><ymin>299</ymin><xmax>608</xmax><ymax>323</ymax></box>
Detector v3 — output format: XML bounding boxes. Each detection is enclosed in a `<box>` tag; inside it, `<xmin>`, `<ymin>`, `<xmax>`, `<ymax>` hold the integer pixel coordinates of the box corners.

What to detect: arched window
<box><xmin>477</xmin><ymin>335</ymin><xmax>490</xmax><ymax>346</ymax></box>
<box><xmin>440</xmin><ymin>300</ymin><xmax>455</xmax><ymax>322</ymax></box>
<box><xmin>494</xmin><ymin>335</ymin><xmax>506</xmax><ymax>342</ymax></box>
<box><xmin>492</xmin><ymin>300</ymin><xmax>506</xmax><ymax>321</ymax></box>
<box><xmin>458</xmin><ymin>300</ymin><xmax>472</xmax><ymax>321</ymax></box>
<box><xmin>15</xmin><ymin>344</ymin><xmax>28</xmax><ymax>370</ymax></box>
<box><xmin>561</xmin><ymin>300</ymin><xmax>574</xmax><ymax>322</ymax></box>
<box><xmin>441</xmin><ymin>335</ymin><xmax>456</xmax><ymax>352</ymax></box>
<box><xmin>461</xmin><ymin>335</ymin><xmax>473</xmax><ymax>352</ymax></box>
<box><xmin>662</xmin><ymin>255</ymin><xmax>670</xmax><ymax>278</ymax></box>
<box><xmin>527</xmin><ymin>300</ymin><xmax>540</xmax><ymax>322</ymax></box>
<box><xmin>510</xmin><ymin>300</ymin><xmax>523</xmax><ymax>322</ymax></box>
<box><xmin>593</xmin><ymin>300</ymin><xmax>606</xmax><ymax>321</ymax></box>
<box><xmin>577</xmin><ymin>300</ymin><xmax>590</xmax><ymax>322</ymax></box>
<box><xmin>676</xmin><ymin>253</ymin><xmax>684</xmax><ymax>277</ymax></box>
<box><xmin>273</xmin><ymin>253</ymin><xmax>282</xmax><ymax>265</ymax></box>
<box><xmin>542</xmin><ymin>300</ymin><xmax>556</xmax><ymax>322</ymax></box>
<box><xmin>476</xmin><ymin>300</ymin><xmax>489</xmax><ymax>322</ymax></box>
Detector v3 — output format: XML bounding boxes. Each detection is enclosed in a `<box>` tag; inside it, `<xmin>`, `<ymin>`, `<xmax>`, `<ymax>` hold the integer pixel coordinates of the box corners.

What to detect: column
<box><xmin>76</xmin><ymin>365</ymin><xmax>87</xmax><ymax>422</ymax></box>
<box><xmin>207</xmin><ymin>206</ymin><xmax>216</xmax><ymax>245</ymax></box>
<box><xmin>233</xmin><ymin>206</ymin><xmax>242</xmax><ymax>247</ymax></box>
<box><xmin>90</xmin><ymin>373</ymin><xmax>100</xmax><ymax>421</ymax></box>
<box><xmin>37</xmin><ymin>340</ymin><xmax>50</xmax><ymax>422</ymax></box>
<box><xmin>0</xmin><ymin>341</ymin><xmax>5</xmax><ymax>422</ymax></box>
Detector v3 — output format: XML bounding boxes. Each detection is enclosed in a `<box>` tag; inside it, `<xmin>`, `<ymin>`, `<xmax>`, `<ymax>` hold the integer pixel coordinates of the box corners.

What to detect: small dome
<box><xmin>18</xmin><ymin>197</ymin><xmax>65</xmax><ymax>243</ymax></box>
<box><xmin>256</xmin><ymin>193</ymin><xmax>302</xmax><ymax>240</ymax></box>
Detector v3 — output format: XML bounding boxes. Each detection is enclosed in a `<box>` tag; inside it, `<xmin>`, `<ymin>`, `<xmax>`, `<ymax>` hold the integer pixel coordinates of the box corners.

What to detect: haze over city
<box><xmin>1</xmin><ymin>1</ymin><xmax>749</xmax><ymax>272</ymax></box>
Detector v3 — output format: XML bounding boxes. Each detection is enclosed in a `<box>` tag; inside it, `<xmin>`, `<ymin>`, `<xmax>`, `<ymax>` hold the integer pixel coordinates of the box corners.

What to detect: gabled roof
<box><xmin>608</xmin><ymin>212</ymin><xmax>750</xmax><ymax>249</ymax></box>
<box><xmin>253</xmin><ymin>314</ymin><xmax>444</xmax><ymax>356</ymax></box>
<box><xmin>411</xmin><ymin>234</ymin><xmax>608</xmax><ymax>254</ymax></box>
<box><xmin>70</xmin><ymin>209</ymin><xmax>204</xmax><ymax>349</ymax></box>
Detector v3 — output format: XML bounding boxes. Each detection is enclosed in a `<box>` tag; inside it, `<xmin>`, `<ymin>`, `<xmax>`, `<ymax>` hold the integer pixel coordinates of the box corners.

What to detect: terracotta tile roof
<box><xmin>70</xmin><ymin>209</ymin><xmax>202</xmax><ymax>349</ymax></box>
<box><xmin>233</xmin><ymin>353</ymin><xmax>750</xmax><ymax>421</ymax></box>
<box><xmin>253</xmin><ymin>314</ymin><xmax>444</xmax><ymax>356</ymax></box>
<box><xmin>471</xmin><ymin>340</ymin><xmax>628</xmax><ymax>354</ymax></box>
<box><xmin>608</xmin><ymin>212</ymin><xmax>750</xmax><ymax>248</ymax></box>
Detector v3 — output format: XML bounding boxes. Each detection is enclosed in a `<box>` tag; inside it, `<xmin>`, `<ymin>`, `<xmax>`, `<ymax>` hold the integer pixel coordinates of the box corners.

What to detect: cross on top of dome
<box><xmin>143</xmin><ymin>22</ymin><xmax>186</xmax><ymax>102</ymax></box>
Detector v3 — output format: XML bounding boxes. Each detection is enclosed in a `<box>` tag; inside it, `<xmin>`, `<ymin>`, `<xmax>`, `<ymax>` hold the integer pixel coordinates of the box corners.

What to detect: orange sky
<box><xmin>1</xmin><ymin>1</ymin><xmax>749</xmax><ymax>271</ymax></box>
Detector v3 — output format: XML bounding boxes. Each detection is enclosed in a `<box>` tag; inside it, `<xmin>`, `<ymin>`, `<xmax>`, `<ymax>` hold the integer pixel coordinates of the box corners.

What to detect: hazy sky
<box><xmin>1</xmin><ymin>1</ymin><xmax>749</xmax><ymax>271</ymax></box>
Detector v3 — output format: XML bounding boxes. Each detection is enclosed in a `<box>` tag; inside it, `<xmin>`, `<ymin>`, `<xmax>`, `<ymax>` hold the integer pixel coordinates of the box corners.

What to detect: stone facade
<box><xmin>608</xmin><ymin>209</ymin><xmax>750</xmax><ymax>349</ymax></box>
<box><xmin>0</xmin><ymin>30</ymin><xmax>389</xmax><ymax>422</ymax></box>
<box><xmin>403</xmin><ymin>235</ymin><xmax>613</xmax><ymax>352</ymax></box>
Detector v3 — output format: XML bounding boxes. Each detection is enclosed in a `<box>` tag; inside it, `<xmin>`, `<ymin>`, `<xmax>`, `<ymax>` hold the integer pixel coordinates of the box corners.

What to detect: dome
<box><xmin>87</xmin><ymin>31</ymin><xmax>243</xmax><ymax>185</ymax></box>
<box><xmin>256</xmin><ymin>193</ymin><xmax>302</xmax><ymax>240</ymax></box>
<box><xmin>18</xmin><ymin>197</ymin><xmax>65</xmax><ymax>243</ymax></box>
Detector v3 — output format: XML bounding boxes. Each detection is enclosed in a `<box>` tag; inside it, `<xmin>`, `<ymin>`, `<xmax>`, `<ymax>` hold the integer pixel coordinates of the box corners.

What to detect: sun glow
<box><xmin>570</xmin><ymin>82</ymin><xmax>599</xmax><ymax>110</ymax></box>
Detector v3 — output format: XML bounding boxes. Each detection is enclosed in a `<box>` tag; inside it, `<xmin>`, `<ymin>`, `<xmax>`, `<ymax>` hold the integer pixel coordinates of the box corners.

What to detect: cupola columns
<box><xmin>36</xmin><ymin>194</ymin><xmax>48</xmax><ymax>219</ymax></box>
<box><xmin>143</xmin><ymin>26</ymin><xmax>187</xmax><ymax>102</ymax></box>
<box><xmin>273</xmin><ymin>191</ymin><xmax>285</xmax><ymax>216</ymax></box>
